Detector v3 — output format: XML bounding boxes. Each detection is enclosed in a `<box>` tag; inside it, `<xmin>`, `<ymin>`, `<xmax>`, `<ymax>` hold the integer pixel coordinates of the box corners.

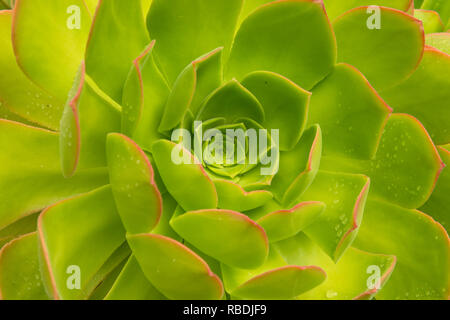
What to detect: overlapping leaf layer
<box><xmin>0</xmin><ymin>0</ymin><xmax>448</xmax><ymax>300</ymax></box>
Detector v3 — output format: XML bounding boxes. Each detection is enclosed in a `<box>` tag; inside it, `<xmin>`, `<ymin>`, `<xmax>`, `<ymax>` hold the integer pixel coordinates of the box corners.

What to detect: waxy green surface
<box><xmin>86</xmin><ymin>0</ymin><xmax>149</xmax><ymax>103</ymax></box>
<box><xmin>0</xmin><ymin>11</ymin><xmax>62</xmax><ymax>130</ymax></box>
<box><xmin>128</xmin><ymin>233</ymin><xmax>224</xmax><ymax>300</ymax></box>
<box><xmin>334</xmin><ymin>6</ymin><xmax>424</xmax><ymax>91</ymax></box>
<box><xmin>60</xmin><ymin>66</ymin><xmax>121</xmax><ymax>177</ymax></box>
<box><xmin>152</xmin><ymin>140</ymin><xmax>218</xmax><ymax>211</ymax></box>
<box><xmin>38</xmin><ymin>186</ymin><xmax>126</xmax><ymax>300</ymax></box>
<box><xmin>12</xmin><ymin>0</ymin><xmax>92</xmax><ymax>101</ymax></box>
<box><xmin>105</xmin><ymin>256</ymin><xmax>166</xmax><ymax>300</ymax></box>
<box><xmin>242</xmin><ymin>71</ymin><xmax>311</xmax><ymax>151</ymax></box>
<box><xmin>107</xmin><ymin>133</ymin><xmax>162</xmax><ymax>235</ymax></box>
<box><xmin>0</xmin><ymin>120</ymin><xmax>108</xmax><ymax>231</ymax></box>
<box><xmin>425</xmin><ymin>32</ymin><xmax>450</xmax><ymax>54</ymax></box>
<box><xmin>0</xmin><ymin>233</ymin><xmax>48</xmax><ymax>300</ymax></box>
<box><xmin>0</xmin><ymin>0</ymin><xmax>448</xmax><ymax>301</ymax></box>
<box><xmin>382</xmin><ymin>48</ymin><xmax>450</xmax><ymax>145</ymax></box>
<box><xmin>354</xmin><ymin>199</ymin><xmax>449</xmax><ymax>300</ymax></box>
<box><xmin>270</xmin><ymin>125</ymin><xmax>322</xmax><ymax>206</ymax></box>
<box><xmin>276</xmin><ymin>234</ymin><xmax>397</xmax><ymax>300</ymax></box>
<box><xmin>221</xmin><ymin>247</ymin><xmax>326</xmax><ymax>300</ymax></box>
<box><xmin>308</xmin><ymin>63</ymin><xmax>391</xmax><ymax>160</ymax></box>
<box><xmin>171</xmin><ymin>209</ymin><xmax>269</xmax><ymax>269</ymax></box>
<box><xmin>421</xmin><ymin>145</ymin><xmax>450</xmax><ymax>232</ymax></box>
<box><xmin>415</xmin><ymin>9</ymin><xmax>445</xmax><ymax>33</ymax></box>
<box><xmin>147</xmin><ymin>0</ymin><xmax>242</xmax><ymax>84</ymax></box>
<box><xmin>122</xmin><ymin>41</ymin><xmax>170</xmax><ymax>151</ymax></box>
<box><xmin>257</xmin><ymin>201</ymin><xmax>326</xmax><ymax>243</ymax></box>
<box><xmin>227</xmin><ymin>0</ymin><xmax>336</xmax><ymax>90</ymax></box>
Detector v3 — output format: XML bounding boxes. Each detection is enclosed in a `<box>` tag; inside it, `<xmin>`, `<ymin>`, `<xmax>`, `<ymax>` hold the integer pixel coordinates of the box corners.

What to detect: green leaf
<box><xmin>141</xmin><ymin>0</ymin><xmax>151</xmax><ymax>17</ymax></box>
<box><xmin>105</xmin><ymin>256</ymin><xmax>166</xmax><ymax>300</ymax></box>
<box><xmin>85</xmin><ymin>0</ymin><xmax>149</xmax><ymax>102</ymax></box>
<box><xmin>88</xmin><ymin>257</ymin><xmax>126</xmax><ymax>300</ymax></box>
<box><xmin>60</xmin><ymin>64</ymin><xmax>121</xmax><ymax>177</ymax></box>
<box><xmin>221</xmin><ymin>247</ymin><xmax>326</xmax><ymax>299</ymax></box>
<box><xmin>414</xmin><ymin>9</ymin><xmax>445</xmax><ymax>34</ymax></box>
<box><xmin>299</xmin><ymin>171</ymin><xmax>371</xmax><ymax>262</ymax></box>
<box><xmin>421</xmin><ymin>0</ymin><xmax>450</xmax><ymax>27</ymax></box>
<box><xmin>308</xmin><ymin>63</ymin><xmax>392</xmax><ymax>160</ymax></box>
<box><xmin>84</xmin><ymin>242</ymin><xmax>130</xmax><ymax>300</ymax></box>
<box><xmin>257</xmin><ymin>201</ymin><xmax>326</xmax><ymax>243</ymax></box>
<box><xmin>275</xmin><ymin>233</ymin><xmax>397</xmax><ymax>300</ymax></box>
<box><xmin>37</xmin><ymin>186</ymin><xmax>126</xmax><ymax>300</ymax></box>
<box><xmin>152</xmin><ymin>140</ymin><xmax>218</xmax><ymax>210</ymax></box>
<box><xmin>323</xmin><ymin>0</ymin><xmax>413</xmax><ymax>20</ymax></box>
<box><xmin>321</xmin><ymin>113</ymin><xmax>446</xmax><ymax>209</ymax></box>
<box><xmin>270</xmin><ymin>125</ymin><xmax>322</xmax><ymax>206</ymax></box>
<box><xmin>152</xmin><ymin>193</ymin><xmax>181</xmax><ymax>241</ymax></box>
<box><xmin>425</xmin><ymin>32</ymin><xmax>450</xmax><ymax>54</ymax></box>
<box><xmin>354</xmin><ymin>199</ymin><xmax>449</xmax><ymax>300</ymax></box>
<box><xmin>147</xmin><ymin>0</ymin><xmax>242</xmax><ymax>84</ymax></box>
<box><xmin>227</xmin><ymin>0</ymin><xmax>336</xmax><ymax>90</ymax></box>
<box><xmin>333</xmin><ymin>6</ymin><xmax>424</xmax><ymax>91</ymax></box>
<box><xmin>170</xmin><ymin>209</ymin><xmax>269</xmax><ymax>269</ymax></box>
<box><xmin>241</xmin><ymin>71</ymin><xmax>311</xmax><ymax>151</ymax></box>
<box><xmin>0</xmin><ymin>232</ymin><xmax>49</xmax><ymax>300</ymax></box>
<box><xmin>159</xmin><ymin>47</ymin><xmax>223</xmax><ymax>131</ymax></box>
<box><xmin>420</xmin><ymin>145</ymin><xmax>450</xmax><ymax>232</ymax></box>
<box><xmin>106</xmin><ymin>133</ymin><xmax>162</xmax><ymax>235</ymax></box>
<box><xmin>214</xmin><ymin>180</ymin><xmax>272</xmax><ymax>212</ymax></box>
<box><xmin>0</xmin><ymin>103</ymin><xmax>37</xmax><ymax>127</ymax></box>
<box><xmin>83</xmin><ymin>0</ymin><xmax>99</xmax><ymax>15</ymax></box>
<box><xmin>12</xmin><ymin>0</ymin><xmax>92</xmax><ymax>100</ymax></box>
<box><xmin>0</xmin><ymin>11</ymin><xmax>62</xmax><ymax>130</ymax></box>
<box><xmin>381</xmin><ymin>47</ymin><xmax>450</xmax><ymax>145</ymax></box>
<box><xmin>0</xmin><ymin>120</ymin><xmax>109</xmax><ymax>231</ymax></box>
<box><xmin>196</xmin><ymin>79</ymin><xmax>264</xmax><ymax>125</ymax></box>
<box><xmin>232</xmin><ymin>266</ymin><xmax>326</xmax><ymax>300</ymax></box>
<box><xmin>122</xmin><ymin>41</ymin><xmax>169</xmax><ymax>152</ymax></box>
<box><xmin>238</xmin><ymin>0</ymin><xmax>273</xmax><ymax>23</ymax></box>
<box><xmin>128</xmin><ymin>233</ymin><xmax>224</xmax><ymax>300</ymax></box>
<box><xmin>236</xmin><ymin>165</ymin><xmax>275</xmax><ymax>191</ymax></box>
<box><xmin>0</xmin><ymin>212</ymin><xmax>38</xmax><ymax>249</ymax></box>
<box><xmin>365</xmin><ymin>113</ymin><xmax>444</xmax><ymax>209</ymax></box>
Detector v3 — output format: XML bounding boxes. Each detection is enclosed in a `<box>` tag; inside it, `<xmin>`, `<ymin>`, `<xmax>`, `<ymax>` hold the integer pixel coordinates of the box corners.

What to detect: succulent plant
<box><xmin>0</xmin><ymin>0</ymin><xmax>449</xmax><ymax>300</ymax></box>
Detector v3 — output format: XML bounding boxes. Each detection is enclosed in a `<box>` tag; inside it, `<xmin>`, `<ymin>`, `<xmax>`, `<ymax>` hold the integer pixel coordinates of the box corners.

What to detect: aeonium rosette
<box><xmin>0</xmin><ymin>0</ymin><xmax>448</xmax><ymax>300</ymax></box>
